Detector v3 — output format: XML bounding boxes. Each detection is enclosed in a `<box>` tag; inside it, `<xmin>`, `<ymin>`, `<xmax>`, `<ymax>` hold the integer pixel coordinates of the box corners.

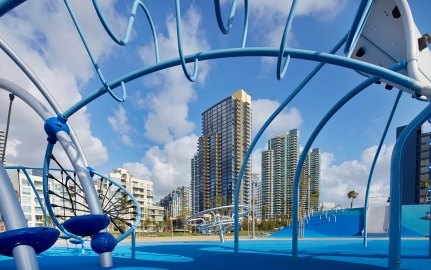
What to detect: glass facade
<box><xmin>261</xmin><ymin>129</ymin><xmax>320</xmax><ymax>220</ymax></box>
<box><xmin>397</xmin><ymin>125</ymin><xmax>431</xmax><ymax>204</ymax></box>
<box><xmin>191</xmin><ymin>90</ymin><xmax>251</xmax><ymax>213</ymax></box>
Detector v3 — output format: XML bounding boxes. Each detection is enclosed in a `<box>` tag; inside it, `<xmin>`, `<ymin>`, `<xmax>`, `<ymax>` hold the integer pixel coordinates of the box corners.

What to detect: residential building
<box><xmin>191</xmin><ymin>89</ymin><xmax>252</xmax><ymax>213</ymax></box>
<box><xmin>191</xmin><ymin>154</ymin><xmax>199</xmax><ymax>214</ymax></box>
<box><xmin>159</xmin><ymin>186</ymin><xmax>192</xmax><ymax>229</ymax></box>
<box><xmin>108</xmin><ymin>168</ymin><xmax>164</xmax><ymax>231</ymax></box>
<box><xmin>261</xmin><ymin>129</ymin><xmax>320</xmax><ymax>220</ymax></box>
<box><xmin>3</xmin><ymin>167</ymin><xmax>61</xmax><ymax>228</ymax></box>
<box><xmin>396</xmin><ymin>125</ymin><xmax>431</xmax><ymax>204</ymax></box>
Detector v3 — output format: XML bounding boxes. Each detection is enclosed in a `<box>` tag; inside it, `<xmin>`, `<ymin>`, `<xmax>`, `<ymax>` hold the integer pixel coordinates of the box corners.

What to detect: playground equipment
<box><xmin>0</xmin><ymin>0</ymin><xmax>429</xmax><ymax>270</ymax></box>
<box><xmin>186</xmin><ymin>205</ymin><xmax>250</xmax><ymax>243</ymax></box>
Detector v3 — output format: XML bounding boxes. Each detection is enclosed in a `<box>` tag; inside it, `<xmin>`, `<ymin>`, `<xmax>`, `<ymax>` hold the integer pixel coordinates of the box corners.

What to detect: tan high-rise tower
<box><xmin>191</xmin><ymin>89</ymin><xmax>252</xmax><ymax>213</ymax></box>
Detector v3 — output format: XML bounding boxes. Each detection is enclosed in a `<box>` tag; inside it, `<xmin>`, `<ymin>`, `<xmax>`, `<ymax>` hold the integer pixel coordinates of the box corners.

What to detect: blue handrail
<box><xmin>363</xmin><ymin>90</ymin><xmax>402</xmax><ymax>247</ymax></box>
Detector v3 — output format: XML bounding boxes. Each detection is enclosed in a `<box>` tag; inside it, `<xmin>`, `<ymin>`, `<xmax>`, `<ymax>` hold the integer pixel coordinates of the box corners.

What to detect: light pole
<box><xmin>251</xmin><ymin>177</ymin><xmax>258</xmax><ymax>239</ymax></box>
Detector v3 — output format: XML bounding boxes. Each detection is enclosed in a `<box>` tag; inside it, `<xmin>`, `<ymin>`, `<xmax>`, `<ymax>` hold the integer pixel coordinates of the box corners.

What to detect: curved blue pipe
<box><xmin>388</xmin><ymin>103</ymin><xmax>431</xmax><ymax>269</ymax></box>
<box><xmin>175</xmin><ymin>0</ymin><xmax>199</xmax><ymax>82</ymax></box>
<box><xmin>363</xmin><ymin>90</ymin><xmax>402</xmax><ymax>247</ymax></box>
<box><xmin>64</xmin><ymin>47</ymin><xmax>423</xmax><ymax>118</ymax></box>
<box><xmin>91</xmin><ymin>0</ymin><xmax>160</xmax><ymax>62</ymax></box>
<box><xmin>64</xmin><ymin>0</ymin><xmax>126</xmax><ymax>103</ymax></box>
<box><xmin>344</xmin><ymin>0</ymin><xmax>374</xmax><ymax>56</ymax></box>
<box><xmin>276</xmin><ymin>0</ymin><xmax>298</xmax><ymax>80</ymax></box>
<box><xmin>233</xmin><ymin>34</ymin><xmax>348</xmax><ymax>255</ymax></box>
<box><xmin>42</xmin><ymin>141</ymin><xmax>81</xmax><ymax>240</ymax></box>
<box><xmin>291</xmin><ymin>62</ymin><xmax>405</xmax><ymax>260</ymax></box>
<box><xmin>0</xmin><ymin>0</ymin><xmax>26</xmax><ymax>17</ymax></box>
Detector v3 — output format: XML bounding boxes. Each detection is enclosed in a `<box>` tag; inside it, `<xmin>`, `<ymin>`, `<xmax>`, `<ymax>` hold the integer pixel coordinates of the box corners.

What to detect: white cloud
<box><xmin>123</xmin><ymin>134</ymin><xmax>198</xmax><ymax>200</ymax></box>
<box><xmin>240</xmin><ymin>0</ymin><xmax>348</xmax><ymax>47</ymax></box>
<box><xmin>138</xmin><ymin>5</ymin><xmax>210</xmax><ymax>144</ymax></box>
<box><xmin>108</xmin><ymin>105</ymin><xmax>134</xmax><ymax>146</ymax></box>
<box><xmin>320</xmin><ymin>144</ymin><xmax>393</xmax><ymax>208</ymax></box>
<box><xmin>252</xmin><ymin>98</ymin><xmax>303</xmax><ymax>138</ymax></box>
<box><xmin>0</xmin><ymin>0</ymin><xmax>125</xmax><ymax>167</ymax></box>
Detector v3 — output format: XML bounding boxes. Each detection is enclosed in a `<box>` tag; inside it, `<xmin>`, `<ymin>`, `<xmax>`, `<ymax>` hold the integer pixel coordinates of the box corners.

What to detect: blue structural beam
<box><xmin>64</xmin><ymin>47</ymin><xmax>425</xmax><ymax>118</ymax></box>
<box><xmin>0</xmin><ymin>0</ymin><xmax>25</xmax><ymax>17</ymax></box>
<box><xmin>363</xmin><ymin>90</ymin><xmax>402</xmax><ymax>247</ymax></box>
<box><xmin>389</xmin><ymin>103</ymin><xmax>431</xmax><ymax>270</ymax></box>
<box><xmin>291</xmin><ymin>62</ymin><xmax>405</xmax><ymax>261</ymax></box>
<box><xmin>233</xmin><ymin>34</ymin><xmax>348</xmax><ymax>255</ymax></box>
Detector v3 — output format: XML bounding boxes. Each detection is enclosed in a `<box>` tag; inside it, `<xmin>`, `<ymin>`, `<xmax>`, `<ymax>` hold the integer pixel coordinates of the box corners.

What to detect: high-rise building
<box><xmin>191</xmin><ymin>89</ymin><xmax>252</xmax><ymax>213</ymax></box>
<box><xmin>261</xmin><ymin>129</ymin><xmax>320</xmax><ymax>220</ymax></box>
<box><xmin>396</xmin><ymin>125</ymin><xmax>430</xmax><ymax>204</ymax></box>
<box><xmin>191</xmin><ymin>154</ymin><xmax>200</xmax><ymax>214</ymax></box>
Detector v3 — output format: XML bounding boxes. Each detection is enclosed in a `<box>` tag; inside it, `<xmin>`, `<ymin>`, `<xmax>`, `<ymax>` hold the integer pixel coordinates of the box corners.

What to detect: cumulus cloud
<box><xmin>108</xmin><ymin>105</ymin><xmax>134</xmax><ymax>146</ymax></box>
<box><xmin>138</xmin><ymin>5</ymin><xmax>210</xmax><ymax>144</ymax></box>
<box><xmin>236</xmin><ymin>0</ymin><xmax>348</xmax><ymax>47</ymax></box>
<box><xmin>252</xmin><ymin>98</ymin><xmax>303</xmax><ymax>138</ymax></box>
<box><xmin>320</xmin><ymin>144</ymin><xmax>393</xmax><ymax>208</ymax></box>
<box><xmin>123</xmin><ymin>134</ymin><xmax>198</xmax><ymax>200</ymax></box>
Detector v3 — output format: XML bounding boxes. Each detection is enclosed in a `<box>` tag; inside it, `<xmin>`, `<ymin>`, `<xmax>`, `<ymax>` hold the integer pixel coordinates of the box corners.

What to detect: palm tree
<box><xmin>310</xmin><ymin>190</ymin><xmax>319</xmax><ymax>212</ymax></box>
<box><xmin>347</xmin><ymin>190</ymin><xmax>358</xmax><ymax>209</ymax></box>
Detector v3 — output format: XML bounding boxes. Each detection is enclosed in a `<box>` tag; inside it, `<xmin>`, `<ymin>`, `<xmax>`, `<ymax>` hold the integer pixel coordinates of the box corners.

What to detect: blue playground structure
<box><xmin>0</xmin><ymin>0</ymin><xmax>430</xmax><ymax>270</ymax></box>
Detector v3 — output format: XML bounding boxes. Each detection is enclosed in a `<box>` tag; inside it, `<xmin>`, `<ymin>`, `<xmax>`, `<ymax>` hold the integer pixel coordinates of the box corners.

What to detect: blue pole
<box><xmin>233</xmin><ymin>35</ymin><xmax>348</xmax><ymax>255</ymax></box>
<box><xmin>344</xmin><ymin>0</ymin><xmax>374</xmax><ymax>56</ymax></box>
<box><xmin>0</xmin><ymin>0</ymin><xmax>25</xmax><ymax>17</ymax></box>
<box><xmin>291</xmin><ymin>62</ymin><xmax>405</xmax><ymax>260</ymax></box>
<box><xmin>388</xmin><ymin>103</ymin><xmax>431</xmax><ymax>269</ymax></box>
<box><xmin>63</xmin><ymin>47</ymin><xmax>423</xmax><ymax>118</ymax></box>
<box><xmin>363</xmin><ymin>90</ymin><xmax>402</xmax><ymax>247</ymax></box>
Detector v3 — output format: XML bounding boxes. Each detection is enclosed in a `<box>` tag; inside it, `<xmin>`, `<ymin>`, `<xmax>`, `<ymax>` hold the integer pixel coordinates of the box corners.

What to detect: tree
<box><xmin>420</xmin><ymin>179</ymin><xmax>430</xmax><ymax>190</ymax></box>
<box><xmin>310</xmin><ymin>190</ymin><xmax>319</xmax><ymax>211</ymax></box>
<box><xmin>347</xmin><ymin>190</ymin><xmax>358</xmax><ymax>209</ymax></box>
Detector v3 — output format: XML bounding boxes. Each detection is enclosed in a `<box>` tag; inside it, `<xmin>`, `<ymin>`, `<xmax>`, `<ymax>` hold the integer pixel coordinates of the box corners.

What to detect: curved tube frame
<box><xmin>276</xmin><ymin>0</ymin><xmax>298</xmax><ymax>80</ymax></box>
<box><xmin>64</xmin><ymin>0</ymin><xmax>126</xmax><ymax>103</ymax></box>
<box><xmin>388</xmin><ymin>103</ymin><xmax>431</xmax><ymax>270</ymax></box>
<box><xmin>91</xmin><ymin>0</ymin><xmax>160</xmax><ymax>63</ymax></box>
<box><xmin>233</xmin><ymin>34</ymin><xmax>348</xmax><ymax>254</ymax></box>
<box><xmin>291</xmin><ymin>63</ymin><xmax>405</xmax><ymax>260</ymax></box>
<box><xmin>174</xmin><ymin>0</ymin><xmax>199</xmax><ymax>82</ymax></box>
<box><xmin>0</xmin><ymin>36</ymin><xmax>89</xmax><ymax>166</ymax></box>
<box><xmin>0</xmin><ymin>1</ymin><xmax>429</xmax><ymax>268</ymax></box>
<box><xmin>363</xmin><ymin>90</ymin><xmax>402</xmax><ymax>247</ymax></box>
<box><xmin>344</xmin><ymin>0</ymin><xmax>374</xmax><ymax>57</ymax></box>
<box><xmin>63</xmin><ymin>46</ymin><xmax>426</xmax><ymax>118</ymax></box>
<box><xmin>214</xmin><ymin>0</ymin><xmax>249</xmax><ymax>47</ymax></box>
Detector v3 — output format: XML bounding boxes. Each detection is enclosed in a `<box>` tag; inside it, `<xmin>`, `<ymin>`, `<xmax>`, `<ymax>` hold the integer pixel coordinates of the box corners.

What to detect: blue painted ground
<box><xmin>0</xmin><ymin>239</ymin><xmax>430</xmax><ymax>269</ymax></box>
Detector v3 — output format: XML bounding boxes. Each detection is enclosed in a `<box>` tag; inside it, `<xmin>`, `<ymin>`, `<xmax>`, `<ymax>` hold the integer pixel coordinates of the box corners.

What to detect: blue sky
<box><xmin>0</xmin><ymin>0</ymin><xmax>429</xmax><ymax>208</ymax></box>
